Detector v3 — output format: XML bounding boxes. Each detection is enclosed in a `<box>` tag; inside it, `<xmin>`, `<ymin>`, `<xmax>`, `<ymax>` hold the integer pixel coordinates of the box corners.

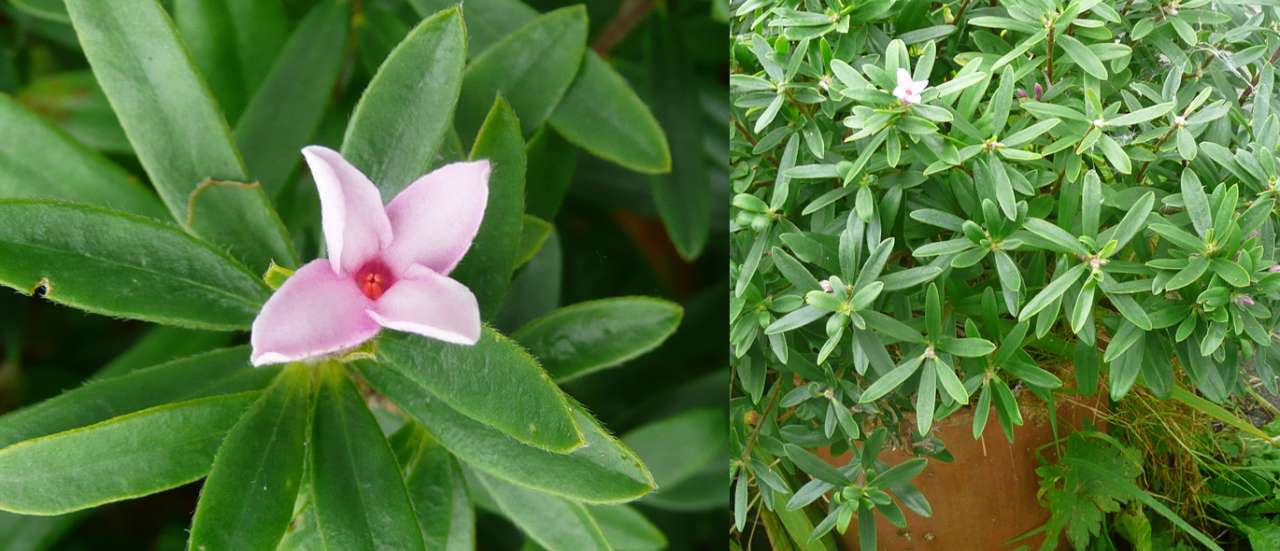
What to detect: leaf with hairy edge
<box><xmin>376</xmin><ymin>328</ymin><xmax>580</xmax><ymax>452</ymax></box>
<box><xmin>188</xmin><ymin>364</ymin><xmax>310</xmax><ymax>550</ymax></box>
<box><xmin>451</xmin><ymin>97</ymin><xmax>527</xmax><ymax>319</ymax></box>
<box><xmin>0</xmin><ymin>94</ymin><xmax>164</xmax><ymax>218</ymax></box>
<box><xmin>455</xmin><ymin>6</ymin><xmax>588</xmax><ymax>143</ymax></box>
<box><xmin>0</xmin><ymin>393</ymin><xmax>256</xmax><ymax>515</ymax></box>
<box><xmin>0</xmin><ymin>201</ymin><xmax>269</xmax><ymax>330</ymax></box>
<box><xmin>389</xmin><ymin>424</ymin><xmax>475</xmax><ymax>551</ymax></box>
<box><xmin>358</xmin><ymin>361</ymin><xmax>655</xmax><ymax>503</ymax></box>
<box><xmin>514</xmin><ymin>297</ymin><xmax>683</xmax><ymax>382</ymax></box>
<box><xmin>309</xmin><ymin>365</ymin><xmax>425</xmax><ymax>551</ymax></box>
<box><xmin>341</xmin><ymin>7</ymin><xmax>466</xmax><ymax>199</ymax></box>
<box><xmin>235</xmin><ymin>0</ymin><xmax>350</xmax><ymax>197</ymax></box>
<box><xmin>64</xmin><ymin>0</ymin><xmax>297</xmax><ymax>272</ymax></box>
<box><xmin>0</xmin><ymin>347</ymin><xmax>270</xmax><ymax>449</ymax></box>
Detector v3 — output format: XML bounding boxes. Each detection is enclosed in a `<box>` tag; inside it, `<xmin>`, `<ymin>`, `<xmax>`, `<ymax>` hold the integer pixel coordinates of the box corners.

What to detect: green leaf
<box><xmin>935</xmin><ymin>337</ymin><xmax>996</xmax><ymax>358</ymax></box>
<box><xmin>389</xmin><ymin>424</ymin><xmax>475</xmax><ymax>551</ymax></box>
<box><xmin>1102</xmin><ymin>191</ymin><xmax>1154</xmax><ymax>250</ymax></box>
<box><xmin>549</xmin><ymin>53</ymin><xmax>671</xmax><ymax>174</ymax></box>
<box><xmin>1096</xmin><ymin>133</ymin><xmax>1131</xmax><ymax>174</ymax></box>
<box><xmin>1107</xmin><ymin>101</ymin><xmax>1175</xmax><ymax>127</ymax></box>
<box><xmin>1165</xmin><ymin>256</ymin><xmax>1209</xmax><ymax>290</ymax></box>
<box><xmin>15</xmin><ymin>71</ymin><xmax>132</xmax><ymax>155</ymax></box>
<box><xmin>1210</xmin><ymin>258</ymin><xmax>1250</xmax><ymax>287</ymax></box>
<box><xmin>65</xmin><ymin>0</ymin><xmax>296</xmax><ymax>272</ymax></box>
<box><xmin>0</xmin><ymin>346</ymin><xmax>270</xmax><ymax>449</ymax></box>
<box><xmin>1002</xmin><ymin>118</ymin><xmax>1061</xmax><ymax>148</ymax></box>
<box><xmin>0</xmin><ymin>94</ymin><xmax>165</xmax><ymax>218</ymax></box>
<box><xmin>988</xmin><ymin>155</ymin><xmax>1017</xmax><ymax>220</ymax></box>
<box><xmin>174</xmin><ymin>0</ymin><xmax>288</xmax><ymax>122</ymax></box>
<box><xmin>235</xmin><ymin>0</ymin><xmax>350</xmax><ymax>197</ymax></box>
<box><xmin>860</xmin><ymin>354</ymin><xmax>925</xmax><ymax>403</ymax></box>
<box><xmin>341</xmin><ymin>7</ymin><xmax>466</xmax><ymax>199</ymax></box>
<box><xmin>375</xmin><ymin>328</ymin><xmax>581</xmax><ymax>452</ymax></box>
<box><xmin>1019</xmin><ymin>263</ymin><xmax>1087</xmax><ymax>321</ymax></box>
<box><xmin>1056</xmin><ymin>34</ymin><xmax>1107</xmax><ymax>79</ymax></box>
<box><xmin>516</xmin><ymin>215</ymin><xmax>553</xmax><ymax>269</ymax></box>
<box><xmin>649</xmin><ymin>12</ymin><xmax>709</xmax><ymax>260</ymax></box>
<box><xmin>933</xmin><ymin>358</ymin><xmax>970</xmax><ymax>403</ymax></box>
<box><xmin>588</xmin><ymin>505</ymin><xmax>667</xmax><ymax>551</ymax></box>
<box><xmin>524</xmin><ymin>128</ymin><xmax>578</xmax><ymax>219</ymax></box>
<box><xmin>1180</xmin><ymin>169</ymin><xmax>1212</xmax><ymax>238</ymax></box>
<box><xmin>359</xmin><ymin>361</ymin><xmax>655</xmax><ymax>503</ymax></box>
<box><xmin>92</xmin><ymin>326</ymin><xmax>235</xmax><ymax>381</ymax></box>
<box><xmin>188</xmin><ymin>365</ymin><xmax>310</xmax><ymax>550</ymax></box>
<box><xmin>514</xmin><ymin>297</ymin><xmax>683</xmax><ymax>382</ymax></box>
<box><xmin>309</xmin><ymin>365</ymin><xmax>425</xmax><ymax>551</ymax></box>
<box><xmin>623</xmin><ymin>409</ymin><xmax>724</xmax><ymax>496</ymax></box>
<box><xmin>1024</xmin><ymin>218</ymin><xmax>1088</xmax><ymax>255</ymax></box>
<box><xmin>472</xmin><ymin>470</ymin><xmax>610</xmax><ymax>551</ymax></box>
<box><xmin>784</xmin><ymin>444</ymin><xmax>849</xmax><ymax>485</ymax></box>
<box><xmin>456</xmin><ymin>6</ymin><xmax>587</xmax><ymax>142</ymax></box>
<box><xmin>451</xmin><ymin>97</ymin><xmax>527</xmax><ymax>319</ymax></box>
<box><xmin>0</xmin><ymin>393</ymin><xmax>256</xmax><ymax>515</ymax></box>
<box><xmin>0</xmin><ymin>200</ymin><xmax>269</xmax><ymax>330</ymax></box>
<box><xmin>871</xmin><ymin>458</ymin><xmax>927</xmax><ymax>488</ymax></box>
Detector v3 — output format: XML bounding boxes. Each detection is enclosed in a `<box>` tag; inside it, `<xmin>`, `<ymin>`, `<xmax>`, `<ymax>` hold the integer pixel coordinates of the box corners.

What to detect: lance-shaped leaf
<box><xmin>0</xmin><ymin>393</ymin><xmax>257</xmax><ymax>515</ymax></box>
<box><xmin>0</xmin><ymin>94</ymin><xmax>164</xmax><ymax>218</ymax></box>
<box><xmin>514</xmin><ymin>297</ymin><xmax>683</xmax><ymax>382</ymax></box>
<box><xmin>1180</xmin><ymin>169</ymin><xmax>1213</xmax><ymax>238</ymax></box>
<box><xmin>236</xmin><ymin>0</ymin><xmax>350</xmax><ymax>197</ymax></box>
<box><xmin>15</xmin><ymin>70</ymin><xmax>132</xmax><ymax>155</ymax></box>
<box><xmin>650</xmin><ymin>12</ymin><xmax>710</xmax><ymax>259</ymax></box>
<box><xmin>64</xmin><ymin>0</ymin><xmax>297</xmax><ymax>272</ymax></box>
<box><xmin>1099</xmin><ymin>191</ymin><xmax>1155</xmax><ymax>250</ymax></box>
<box><xmin>549</xmin><ymin>53</ymin><xmax>671</xmax><ymax>174</ymax></box>
<box><xmin>375</xmin><ymin>327</ymin><xmax>580</xmax><ymax>451</ymax></box>
<box><xmin>623</xmin><ymin>409</ymin><xmax>725</xmax><ymax>500</ymax></box>
<box><xmin>1019</xmin><ymin>263</ymin><xmax>1087</xmax><ymax>321</ymax></box>
<box><xmin>188</xmin><ymin>365</ymin><xmax>310</xmax><ymax>550</ymax></box>
<box><xmin>309</xmin><ymin>365</ymin><xmax>425</xmax><ymax>551</ymax></box>
<box><xmin>1107</xmin><ymin>101</ymin><xmax>1176</xmax><ymax>127</ymax></box>
<box><xmin>1024</xmin><ymin>218</ymin><xmax>1089</xmax><ymax>255</ymax></box>
<box><xmin>0</xmin><ymin>347</ymin><xmax>270</xmax><ymax>449</ymax></box>
<box><xmin>450</xmin><ymin>97</ymin><xmax>527</xmax><ymax>319</ymax></box>
<box><xmin>455</xmin><ymin>6</ymin><xmax>588</xmax><ymax>142</ymax></box>
<box><xmin>1056</xmin><ymin>34</ymin><xmax>1106</xmax><ymax>79</ymax></box>
<box><xmin>589</xmin><ymin>504</ymin><xmax>667</xmax><ymax>551</ymax></box>
<box><xmin>342</xmin><ymin>7</ymin><xmax>466</xmax><ymax>199</ymax></box>
<box><xmin>389</xmin><ymin>424</ymin><xmax>475</xmax><ymax>551</ymax></box>
<box><xmin>92</xmin><ymin>326</ymin><xmax>235</xmax><ymax>381</ymax></box>
<box><xmin>358</xmin><ymin>361</ymin><xmax>655</xmax><ymax>503</ymax></box>
<box><xmin>471</xmin><ymin>470</ymin><xmax>611</xmax><ymax>551</ymax></box>
<box><xmin>173</xmin><ymin>0</ymin><xmax>289</xmax><ymax>121</ymax></box>
<box><xmin>0</xmin><ymin>201</ymin><xmax>270</xmax><ymax>330</ymax></box>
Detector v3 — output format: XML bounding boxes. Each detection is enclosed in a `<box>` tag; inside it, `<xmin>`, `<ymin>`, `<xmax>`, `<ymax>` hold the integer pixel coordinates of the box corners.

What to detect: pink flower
<box><xmin>893</xmin><ymin>68</ymin><xmax>927</xmax><ymax>105</ymax></box>
<box><xmin>250</xmin><ymin>146</ymin><xmax>489</xmax><ymax>366</ymax></box>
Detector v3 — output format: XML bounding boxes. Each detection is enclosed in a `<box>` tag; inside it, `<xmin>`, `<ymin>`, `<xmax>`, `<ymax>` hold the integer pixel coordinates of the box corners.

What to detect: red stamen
<box><xmin>361</xmin><ymin>272</ymin><xmax>385</xmax><ymax>300</ymax></box>
<box><xmin>354</xmin><ymin>260</ymin><xmax>396</xmax><ymax>300</ymax></box>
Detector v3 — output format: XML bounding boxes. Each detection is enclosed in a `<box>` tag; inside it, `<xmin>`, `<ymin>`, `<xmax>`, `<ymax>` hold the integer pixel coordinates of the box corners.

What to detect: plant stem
<box><xmin>1134</xmin><ymin>125</ymin><xmax>1179</xmax><ymax>183</ymax></box>
<box><xmin>740</xmin><ymin>384</ymin><xmax>783</xmax><ymax>462</ymax></box>
<box><xmin>1237</xmin><ymin>45</ymin><xmax>1280</xmax><ymax>106</ymax></box>
<box><xmin>1045</xmin><ymin>25</ymin><xmax>1056</xmax><ymax>84</ymax></box>
<box><xmin>591</xmin><ymin>0</ymin><xmax>653</xmax><ymax>55</ymax></box>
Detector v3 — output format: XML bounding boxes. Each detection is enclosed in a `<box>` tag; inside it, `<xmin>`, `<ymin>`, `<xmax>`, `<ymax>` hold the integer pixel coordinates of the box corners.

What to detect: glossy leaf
<box><xmin>549</xmin><ymin>53</ymin><xmax>672</xmax><ymax>174</ymax></box>
<box><xmin>516</xmin><ymin>215</ymin><xmax>554</xmax><ymax>269</ymax></box>
<box><xmin>359</xmin><ymin>360</ymin><xmax>655</xmax><ymax>503</ymax></box>
<box><xmin>0</xmin><ymin>393</ymin><xmax>256</xmax><ymax>515</ymax></box>
<box><xmin>309</xmin><ymin>365</ymin><xmax>425</xmax><ymax>551</ymax></box>
<box><xmin>455</xmin><ymin>6</ymin><xmax>588</xmax><ymax>142</ymax></box>
<box><xmin>375</xmin><ymin>327</ymin><xmax>579</xmax><ymax>452</ymax></box>
<box><xmin>589</xmin><ymin>505</ymin><xmax>666</xmax><ymax>550</ymax></box>
<box><xmin>64</xmin><ymin>0</ymin><xmax>296</xmax><ymax>271</ymax></box>
<box><xmin>650</xmin><ymin>12</ymin><xmax>710</xmax><ymax>259</ymax></box>
<box><xmin>0</xmin><ymin>201</ymin><xmax>269</xmax><ymax>330</ymax></box>
<box><xmin>451</xmin><ymin>97</ymin><xmax>527</xmax><ymax>319</ymax></box>
<box><xmin>188</xmin><ymin>364</ymin><xmax>310</xmax><ymax>550</ymax></box>
<box><xmin>235</xmin><ymin>0</ymin><xmax>350</xmax><ymax>197</ymax></box>
<box><xmin>524</xmin><ymin>128</ymin><xmax>578</xmax><ymax>219</ymax></box>
<box><xmin>623</xmin><ymin>409</ymin><xmax>725</xmax><ymax>497</ymax></box>
<box><xmin>341</xmin><ymin>7</ymin><xmax>467</xmax><ymax>199</ymax></box>
<box><xmin>0</xmin><ymin>93</ymin><xmax>163</xmax><ymax>218</ymax></box>
<box><xmin>514</xmin><ymin>297</ymin><xmax>683</xmax><ymax>382</ymax></box>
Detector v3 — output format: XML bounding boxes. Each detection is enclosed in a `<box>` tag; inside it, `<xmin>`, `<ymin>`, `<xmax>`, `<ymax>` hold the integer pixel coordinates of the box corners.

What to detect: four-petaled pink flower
<box><xmin>893</xmin><ymin>68</ymin><xmax>927</xmax><ymax>105</ymax></box>
<box><xmin>250</xmin><ymin>146</ymin><xmax>489</xmax><ymax>366</ymax></box>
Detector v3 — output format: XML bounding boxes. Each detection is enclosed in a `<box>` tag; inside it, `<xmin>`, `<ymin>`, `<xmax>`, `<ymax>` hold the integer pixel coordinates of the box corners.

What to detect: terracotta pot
<box><xmin>821</xmin><ymin>392</ymin><xmax>1107</xmax><ymax>551</ymax></box>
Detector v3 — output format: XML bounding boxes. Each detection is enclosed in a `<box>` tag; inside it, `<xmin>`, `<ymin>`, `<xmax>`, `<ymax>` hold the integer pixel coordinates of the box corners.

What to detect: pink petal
<box><xmin>301</xmin><ymin>146</ymin><xmax>393</xmax><ymax>275</ymax></box>
<box><xmin>368</xmin><ymin>264</ymin><xmax>481</xmax><ymax>345</ymax></box>
<box><xmin>896</xmin><ymin>68</ymin><xmax>914</xmax><ymax>89</ymax></box>
<box><xmin>380</xmin><ymin>160</ymin><xmax>490</xmax><ymax>275</ymax></box>
<box><xmin>250</xmin><ymin>259</ymin><xmax>381</xmax><ymax>366</ymax></box>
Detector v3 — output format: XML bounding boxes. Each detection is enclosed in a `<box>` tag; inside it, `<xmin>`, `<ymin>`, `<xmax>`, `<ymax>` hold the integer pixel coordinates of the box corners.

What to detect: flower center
<box><xmin>354</xmin><ymin>260</ymin><xmax>396</xmax><ymax>300</ymax></box>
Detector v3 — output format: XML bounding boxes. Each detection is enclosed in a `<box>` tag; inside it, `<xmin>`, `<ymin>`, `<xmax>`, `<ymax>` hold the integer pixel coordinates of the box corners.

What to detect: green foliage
<box><xmin>0</xmin><ymin>0</ymin><xmax>716</xmax><ymax>548</ymax></box>
<box><xmin>731</xmin><ymin>0</ymin><xmax>1280</xmax><ymax>547</ymax></box>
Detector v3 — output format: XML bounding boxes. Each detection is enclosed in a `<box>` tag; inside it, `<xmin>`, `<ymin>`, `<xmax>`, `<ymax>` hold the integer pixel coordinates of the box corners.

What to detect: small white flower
<box><xmin>893</xmin><ymin>68</ymin><xmax>927</xmax><ymax>105</ymax></box>
<box><xmin>1174</xmin><ymin>115</ymin><xmax>1187</xmax><ymax>126</ymax></box>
